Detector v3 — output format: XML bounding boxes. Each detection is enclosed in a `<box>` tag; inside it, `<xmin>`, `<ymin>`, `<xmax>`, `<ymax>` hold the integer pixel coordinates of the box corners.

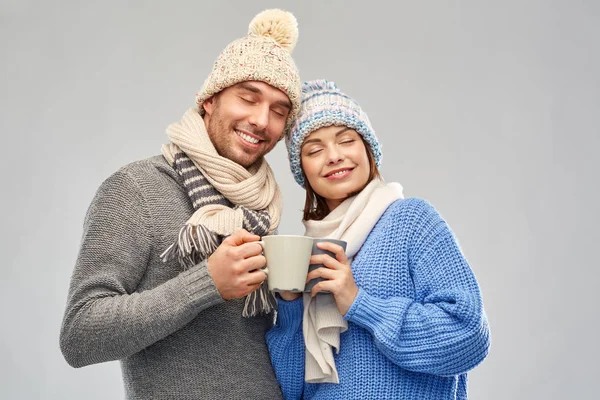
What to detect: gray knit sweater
<box><xmin>60</xmin><ymin>155</ymin><xmax>283</xmax><ymax>400</ymax></box>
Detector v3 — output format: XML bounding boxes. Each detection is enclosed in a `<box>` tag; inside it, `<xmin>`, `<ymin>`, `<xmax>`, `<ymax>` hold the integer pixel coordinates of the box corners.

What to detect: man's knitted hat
<box><xmin>286</xmin><ymin>79</ymin><xmax>382</xmax><ymax>186</ymax></box>
<box><xmin>195</xmin><ymin>9</ymin><xmax>301</xmax><ymax>135</ymax></box>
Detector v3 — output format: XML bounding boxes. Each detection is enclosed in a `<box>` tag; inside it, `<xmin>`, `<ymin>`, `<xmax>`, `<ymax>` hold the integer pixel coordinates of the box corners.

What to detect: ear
<box><xmin>203</xmin><ymin>95</ymin><xmax>215</xmax><ymax>115</ymax></box>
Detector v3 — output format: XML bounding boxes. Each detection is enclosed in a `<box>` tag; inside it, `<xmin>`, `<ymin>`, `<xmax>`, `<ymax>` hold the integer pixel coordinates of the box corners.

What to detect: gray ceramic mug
<box><xmin>304</xmin><ymin>238</ymin><xmax>348</xmax><ymax>293</ymax></box>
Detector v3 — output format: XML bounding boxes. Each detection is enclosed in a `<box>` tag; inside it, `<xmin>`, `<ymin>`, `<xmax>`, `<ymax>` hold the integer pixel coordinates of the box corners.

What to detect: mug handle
<box><xmin>256</xmin><ymin>241</ymin><xmax>268</xmax><ymax>275</ymax></box>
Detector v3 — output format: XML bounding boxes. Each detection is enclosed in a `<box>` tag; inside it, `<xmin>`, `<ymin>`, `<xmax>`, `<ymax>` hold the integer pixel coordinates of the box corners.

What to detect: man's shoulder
<box><xmin>86</xmin><ymin>155</ymin><xmax>186</xmax><ymax>220</ymax></box>
<box><xmin>108</xmin><ymin>155</ymin><xmax>178</xmax><ymax>184</ymax></box>
<box><xmin>96</xmin><ymin>155</ymin><xmax>180</xmax><ymax>196</ymax></box>
<box><xmin>116</xmin><ymin>155</ymin><xmax>171</xmax><ymax>176</ymax></box>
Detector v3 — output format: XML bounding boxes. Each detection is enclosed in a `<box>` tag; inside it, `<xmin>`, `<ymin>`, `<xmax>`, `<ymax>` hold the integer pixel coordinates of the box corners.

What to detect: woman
<box><xmin>266</xmin><ymin>80</ymin><xmax>490</xmax><ymax>399</ymax></box>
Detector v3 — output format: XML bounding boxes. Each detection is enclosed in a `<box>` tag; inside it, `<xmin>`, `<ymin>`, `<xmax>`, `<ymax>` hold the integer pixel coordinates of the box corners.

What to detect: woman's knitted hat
<box><xmin>195</xmin><ymin>9</ymin><xmax>302</xmax><ymax>135</ymax></box>
<box><xmin>286</xmin><ymin>79</ymin><xmax>382</xmax><ymax>186</ymax></box>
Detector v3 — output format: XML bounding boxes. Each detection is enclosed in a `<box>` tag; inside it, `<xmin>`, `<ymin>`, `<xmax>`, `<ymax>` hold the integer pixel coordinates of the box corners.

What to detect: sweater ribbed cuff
<box><xmin>344</xmin><ymin>288</ymin><xmax>411</xmax><ymax>332</ymax></box>
<box><xmin>275</xmin><ymin>295</ymin><xmax>303</xmax><ymax>329</ymax></box>
<box><xmin>179</xmin><ymin>260</ymin><xmax>223</xmax><ymax>310</ymax></box>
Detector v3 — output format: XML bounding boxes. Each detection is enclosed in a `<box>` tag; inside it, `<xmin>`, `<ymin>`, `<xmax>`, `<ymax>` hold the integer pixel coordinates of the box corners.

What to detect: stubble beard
<box><xmin>206</xmin><ymin>103</ymin><xmax>262</xmax><ymax>169</ymax></box>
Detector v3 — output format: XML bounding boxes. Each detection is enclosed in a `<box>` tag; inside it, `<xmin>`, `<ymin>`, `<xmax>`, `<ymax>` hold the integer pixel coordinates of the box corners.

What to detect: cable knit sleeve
<box><xmin>344</xmin><ymin>199</ymin><xmax>490</xmax><ymax>376</ymax></box>
<box><xmin>60</xmin><ymin>171</ymin><xmax>223</xmax><ymax>368</ymax></box>
<box><xmin>266</xmin><ymin>297</ymin><xmax>305</xmax><ymax>400</ymax></box>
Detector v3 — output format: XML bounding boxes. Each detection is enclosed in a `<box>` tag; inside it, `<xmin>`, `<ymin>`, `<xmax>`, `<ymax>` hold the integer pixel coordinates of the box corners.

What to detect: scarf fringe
<box><xmin>161</xmin><ymin>223</ymin><xmax>277</xmax><ymax>317</ymax></box>
<box><xmin>160</xmin><ymin>224</ymin><xmax>220</xmax><ymax>268</ymax></box>
<box><xmin>161</xmin><ymin>110</ymin><xmax>284</xmax><ymax>319</ymax></box>
<box><xmin>242</xmin><ymin>282</ymin><xmax>277</xmax><ymax>317</ymax></box>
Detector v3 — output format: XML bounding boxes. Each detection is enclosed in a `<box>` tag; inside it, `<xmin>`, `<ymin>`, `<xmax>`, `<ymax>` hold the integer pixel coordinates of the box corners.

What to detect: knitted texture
<box><xmin>286</xmin><ymin>80</ymin><xmax>382</xmax><ymax>186</ymax></box>
<box><xmin>162</xmin><ymin>151</ymin><xmax>277</xmax><ymax>317</ymax></box>
<box><xmin>162</xmin><ymin>108</ymin><xmax>282</xmax><ymax>233</ymax></box>
<box><xmin>160</xmin><ymin>150</ymin><xmax>273</xmax><ymax>266</ymax></box>
<box><xmin>301</xmin><ymin>180</ymin><xmax>404</xmax><ymax>383</ymax></box>
<box><xmin>161</xmin><ymin>107</ymin><xmax>282</xmax><ymax>316</ymax></box>
<box><xmin>60</xmin><ymin>156</ymin><xmax>283</xmax><ymax>399</ymax></box>
<box><xmin>267</xmin><ymin>198</ymin><xmax>491</xmax><ymax>399</ymax></box>
<box><xmin>195</xmin><ymin>9</ymin><xmax>301</xmax><ymax>136</ymax></box>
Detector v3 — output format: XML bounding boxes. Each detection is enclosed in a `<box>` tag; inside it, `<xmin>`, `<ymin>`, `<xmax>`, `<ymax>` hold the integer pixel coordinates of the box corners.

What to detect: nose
<box><xmin>326</xmin><ymin>145</ymin><xmax>344</xmax><ymax>165</ymax></box>
<box><xmin>248</xmin><ymin>104</ymin><xmax>270</xmax><ymax>132</ymax></box>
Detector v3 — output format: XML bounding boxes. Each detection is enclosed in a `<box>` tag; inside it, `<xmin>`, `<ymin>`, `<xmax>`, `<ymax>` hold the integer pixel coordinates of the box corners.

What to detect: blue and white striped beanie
<box><xmin>285</xmin><ymin>79</ymin><xmax>382</xmax><ymax>187</ymax></box>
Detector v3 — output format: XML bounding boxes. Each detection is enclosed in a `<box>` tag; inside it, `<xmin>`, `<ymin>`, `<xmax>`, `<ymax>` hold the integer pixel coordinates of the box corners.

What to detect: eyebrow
<box><xmin>238</xmin><ymin>82</ymin><xmax>292</xmax><ymax>110</ymax></box>
<box><xmin>302</xmin><ymin>127</ymin><xmax>351</xmax><ymax>147</ymax></box>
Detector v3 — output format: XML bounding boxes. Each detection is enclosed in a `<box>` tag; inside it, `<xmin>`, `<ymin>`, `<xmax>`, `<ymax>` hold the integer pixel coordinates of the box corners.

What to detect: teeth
<box><xmin>236</xmin><ymin>130</ymin><xmax>259</xmax><ymax>144</ymax></box>
<box><xmin>331</xmin><ymin>170</ymin><xmax>347</xmax><ymax>177</ymax></box>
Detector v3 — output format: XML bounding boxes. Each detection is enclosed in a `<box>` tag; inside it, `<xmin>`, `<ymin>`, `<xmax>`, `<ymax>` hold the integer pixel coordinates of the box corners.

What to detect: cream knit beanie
<box><xmin>195</xmin><ymin>9</ymin><xmax>301</xmax><ymax>135</ymax></box>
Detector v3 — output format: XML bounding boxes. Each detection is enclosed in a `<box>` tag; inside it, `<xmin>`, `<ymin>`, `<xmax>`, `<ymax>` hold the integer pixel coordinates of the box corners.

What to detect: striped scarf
<box><xmin>160</xmin><ymin>108</ymin><xmax>281</xmax><ymax>317</ymax></box>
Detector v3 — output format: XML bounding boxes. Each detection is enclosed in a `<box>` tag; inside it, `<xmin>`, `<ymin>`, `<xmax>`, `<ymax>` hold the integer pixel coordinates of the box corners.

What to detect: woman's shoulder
<box><xmin>363</xmin><ymin>197</ymin><xmax>443</xmax><ymax>254</ymax></box>
<box><xmin>379</xmin><ymin>197</ymin><xmax>456</xmax><ymax>254</ymax></box>
<box><xmin>377</xmin><ymin>197</ymin><xmax>450</xmax><ymax>243</ymax></box>
<box><xmin>382</xmin><ymin>197</ymin><xmax>441</xmax><ymax>223</ymax></box>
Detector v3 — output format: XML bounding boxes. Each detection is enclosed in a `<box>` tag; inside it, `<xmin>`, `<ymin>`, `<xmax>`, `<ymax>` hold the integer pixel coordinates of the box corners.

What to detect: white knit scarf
<box><xmin>160</xmin><ymin>107</ymin><xmax>283</xmax><ymax>316</ymax></box>
<box><xmin>302</xmin><ymin>179</ymin><xmax>404</xmax><ymax>383</ymax></box>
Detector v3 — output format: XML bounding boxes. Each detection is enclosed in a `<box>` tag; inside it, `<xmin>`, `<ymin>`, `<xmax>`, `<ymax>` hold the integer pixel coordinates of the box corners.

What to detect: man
<box><xmin>60</xmin><ymin>9</ymin><xmax>301</xmax><ymax>400</ymax></box>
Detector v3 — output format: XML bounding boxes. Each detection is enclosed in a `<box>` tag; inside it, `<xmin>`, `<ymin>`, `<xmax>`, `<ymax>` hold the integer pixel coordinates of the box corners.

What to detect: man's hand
<box><xmin>207</xmin><ymin>229</ymin><xmax>267</xmax><ymax>300</ymax></box>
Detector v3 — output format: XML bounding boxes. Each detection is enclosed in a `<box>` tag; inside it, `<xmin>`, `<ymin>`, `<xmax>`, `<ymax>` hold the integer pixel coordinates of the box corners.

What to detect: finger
<box><xmin>306</xmin><ymin>267</ymin><xmax>336</xmax><ymax>282</ymax></box>
<box><xmin>235</xmin><ymin>242</ymin><xmax>264</xmax><ymax>259</ymax></box>
<box><xmin>238</xmin><ymin>254</ymin><xmax>267</xmax><ymax>273</ymax></box>
<box><xmin>246</xmin><ymin>269</ymin><xmax>268</xmax><ymax>286</ymax></box>
<box><xmin>240</xmin><ymin>282</ymin><xmax>262</xmax><ymax>298</ymax></box>
<box><xmin>310</xmin><ymin>279</ymin><xmax>336</xmax><ymax>297</ymax></box>
<box><xmin>309</xmin><ymin>254</ymin><xmax>344</xmax><ymax>270</ymax></box>
<box><xmin>249</xmin><ymin>283</ymin><xmax>262</xmax><ymax>293</ymax></box>
<box><xmin>316</xmin><ymin>242</ymin><xmax>348</xmax><ymax>263</ymax></box>
<box><xmin>224</xmin><ymin>229</ymin><xmax>260</xmax><ymax>246</ymax></box>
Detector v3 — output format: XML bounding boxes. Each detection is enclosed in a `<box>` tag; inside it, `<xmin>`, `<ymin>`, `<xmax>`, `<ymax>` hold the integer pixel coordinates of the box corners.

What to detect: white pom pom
<box><xmin>248</xmin><ymin>9</ymin><xmax>298</xmax><ymax>53</ymax></box>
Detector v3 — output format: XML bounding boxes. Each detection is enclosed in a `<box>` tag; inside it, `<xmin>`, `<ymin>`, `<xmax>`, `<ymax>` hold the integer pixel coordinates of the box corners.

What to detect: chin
<box><xmin>236</xmin><ymin>155</ymin><xmax>260</xmax><ymax>168</ymax></box>
<box><xmin>323</xmin><ymin>190</ymin><xmax>348</xmax><ymax>202</ymax></box>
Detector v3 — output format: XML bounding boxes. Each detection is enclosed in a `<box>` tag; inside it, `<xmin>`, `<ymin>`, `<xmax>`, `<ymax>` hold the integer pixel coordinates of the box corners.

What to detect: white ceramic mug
<box><xmin>258</xmin><ymin>235</ymin><xmax>314</xmax><ymax>292</ymax></box>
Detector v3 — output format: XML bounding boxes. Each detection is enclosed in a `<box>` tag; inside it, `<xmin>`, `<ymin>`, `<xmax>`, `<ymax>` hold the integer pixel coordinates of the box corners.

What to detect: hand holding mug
<box><xmin>306</xmin><ymin>241</ymin><xmax>358</xmax><ymax>315</ymax></box>
<box><xmin>207</xmin><ymin>229</ymin><xmax>267</xmax><ymax>300</ymax></box>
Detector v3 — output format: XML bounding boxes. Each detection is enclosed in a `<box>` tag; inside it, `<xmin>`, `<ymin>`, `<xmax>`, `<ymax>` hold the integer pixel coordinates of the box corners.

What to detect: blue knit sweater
<box><xmin>266</xmin><ymin>198</ymin><xmax>490</xmax><ymax>399</ymax></box>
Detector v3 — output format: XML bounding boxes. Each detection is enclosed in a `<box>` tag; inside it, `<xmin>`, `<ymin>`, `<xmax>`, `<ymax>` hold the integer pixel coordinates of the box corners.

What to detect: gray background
<box><xmin>1</xmin><ymin>0</ymin><xmax>598</xmax><ymax>398</ymax></box>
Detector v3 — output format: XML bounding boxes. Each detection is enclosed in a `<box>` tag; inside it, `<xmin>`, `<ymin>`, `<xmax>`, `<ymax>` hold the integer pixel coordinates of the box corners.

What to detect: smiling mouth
<box><xmin>324</xmin><ymin>168</ymin><xmax>354</xmax><ymax>178</ymax></box>
<box><xmin>235</xmin><ymin>130</ymin><xmax>260</xmax><ymax>145</ymax></box>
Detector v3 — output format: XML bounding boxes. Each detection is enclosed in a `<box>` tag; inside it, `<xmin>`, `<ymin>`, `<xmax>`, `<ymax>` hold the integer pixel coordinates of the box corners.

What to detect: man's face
<box><xmin>203</xmin><ymin>81</ymin><xmax>292</xmax><ymax>168</ymax></box>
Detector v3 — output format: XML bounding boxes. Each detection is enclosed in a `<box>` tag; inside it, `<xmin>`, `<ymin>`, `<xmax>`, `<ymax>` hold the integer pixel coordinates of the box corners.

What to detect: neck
<box><xmin>326</xmin><ymin>198</ymin><xmax>343</xmax><ymax>212</ymax></box>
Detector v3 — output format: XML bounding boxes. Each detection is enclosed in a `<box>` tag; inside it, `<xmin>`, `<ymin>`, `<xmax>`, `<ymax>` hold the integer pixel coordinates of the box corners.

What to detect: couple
<box><xmin>59</xmin><ymin>9</ymin><xmax>490</xmax><ymax>400</ymax></box>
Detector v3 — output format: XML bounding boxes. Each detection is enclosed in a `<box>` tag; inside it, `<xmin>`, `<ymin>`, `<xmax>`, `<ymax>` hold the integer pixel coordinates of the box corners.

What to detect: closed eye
<box><xmin>271</xmin><ymin>109</ymin><xmax>286</xmax><ymax>118</ymax></box>
<box><xmin>239</xmin><ymin>96</ymin><xmax>255</xmax><ymax>104</ymax></box>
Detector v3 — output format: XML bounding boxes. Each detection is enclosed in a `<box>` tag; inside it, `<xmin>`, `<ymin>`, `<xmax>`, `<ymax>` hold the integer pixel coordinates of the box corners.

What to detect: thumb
<box><xmin>224</xmin><ymin>228</ymin><xmax>260</xmax><ymax>246</ymax></box>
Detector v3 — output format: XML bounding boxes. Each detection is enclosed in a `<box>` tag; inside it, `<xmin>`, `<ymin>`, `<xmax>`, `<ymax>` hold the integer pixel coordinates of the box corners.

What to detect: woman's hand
<box><xmin>306</xmin><ymin>241</ymin><xmax>358</xmax><ymax>315</ymax></box>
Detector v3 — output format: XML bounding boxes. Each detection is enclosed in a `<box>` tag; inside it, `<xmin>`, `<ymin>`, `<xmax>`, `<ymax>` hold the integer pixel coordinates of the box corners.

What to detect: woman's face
<box><xmin>301</xmin><ymin>125</ymin><xmax>371</xmax><ymax>211</ymax></box>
